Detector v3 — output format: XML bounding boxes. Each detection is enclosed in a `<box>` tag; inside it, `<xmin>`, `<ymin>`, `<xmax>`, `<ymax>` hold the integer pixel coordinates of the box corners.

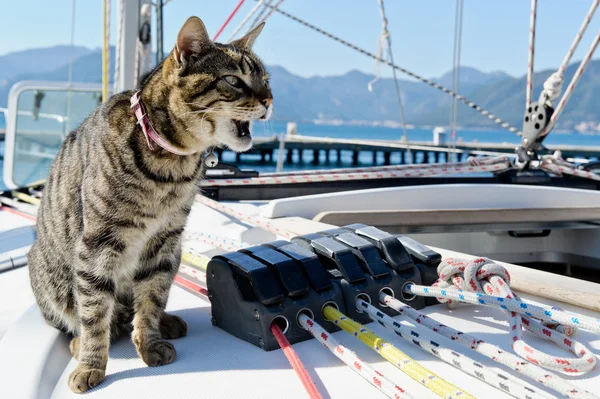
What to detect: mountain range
<box><xmin>1</xmin><ymin>45</ymin><xmax>598</xmax><ymax>130</ymax></box>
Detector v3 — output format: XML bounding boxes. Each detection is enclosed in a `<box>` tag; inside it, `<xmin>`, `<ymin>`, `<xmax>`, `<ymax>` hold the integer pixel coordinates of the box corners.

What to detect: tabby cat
<box><xmin>28</xmin><ymin>16</ymin><xmax>272</xmax><ymax>393</ymax></box>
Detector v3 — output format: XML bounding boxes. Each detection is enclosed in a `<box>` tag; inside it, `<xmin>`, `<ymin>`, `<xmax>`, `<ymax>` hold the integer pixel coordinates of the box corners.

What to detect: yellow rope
<box><xmin>322</xmin><ymin>306</ymin><xmax>474</xmax><ymax>399</ymax></box>
<box><xmin>181</xmin><ymin>250</ymin><xmax>209</xmax><ymax>271</ymax></box>
<box><xmin>11</xmin><ymin>192</ymin><xmax>41</xmax><ymax>206</ymax></box>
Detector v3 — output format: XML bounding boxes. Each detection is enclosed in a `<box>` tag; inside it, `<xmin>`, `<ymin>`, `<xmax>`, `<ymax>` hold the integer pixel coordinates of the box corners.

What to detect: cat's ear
<box><xmin>229</xmin><ymin>22</ymin><xmax>265</xmax><ymax>50</ymax></box>
<box><xmin>174</xmin><ymin>16</ymin><xmax>213</xmax><ymax>66</ymax></box>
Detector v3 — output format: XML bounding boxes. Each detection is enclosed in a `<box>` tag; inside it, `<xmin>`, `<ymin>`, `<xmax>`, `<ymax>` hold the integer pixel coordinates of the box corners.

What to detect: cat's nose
<box><xmin>260</xmin><ymin>98</ymin><xmax>272</xmax><ymax>108</ymax></box>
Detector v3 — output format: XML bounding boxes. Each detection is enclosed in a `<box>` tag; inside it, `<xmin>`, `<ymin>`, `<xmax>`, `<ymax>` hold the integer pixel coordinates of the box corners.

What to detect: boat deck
<box><xmin>1</xmin><ymin>197</ymin><xmax>599</xmax><ymax>398</ymax></box>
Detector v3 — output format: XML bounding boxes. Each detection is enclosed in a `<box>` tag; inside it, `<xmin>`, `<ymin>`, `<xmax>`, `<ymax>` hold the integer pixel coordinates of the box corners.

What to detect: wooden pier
<box><xmin>2</xmin><ymin>129</ymin><xmax>599</xmax><ymax>166</ymax></box>
<box><xmin>217</xmin><ymin>134</ymin><xmax>600</xmax><ymax>166</ymax></box>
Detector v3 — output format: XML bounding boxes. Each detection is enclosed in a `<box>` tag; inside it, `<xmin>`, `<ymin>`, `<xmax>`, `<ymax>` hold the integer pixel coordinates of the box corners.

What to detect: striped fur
<box><xmin>27</xmin><ymin>17</ymin><xmax>272</xmax><ymax>393</ymax></box>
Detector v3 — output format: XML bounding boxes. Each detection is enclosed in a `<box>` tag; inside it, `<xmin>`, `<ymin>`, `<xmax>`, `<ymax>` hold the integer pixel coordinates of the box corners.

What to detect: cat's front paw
<box><xmin>160</xmin><ymin>313</ymin><xmax>188</xmax><ymax>339</ymax></box>
<box><xmin>139</xmin><ymin>340</ymin><xmax>176</xmax><ymax>366</ymax></box>
<box><xmin>68</xmin><ymin>365</ymin><xmax>105</xmax><ymax>393</ymax></box>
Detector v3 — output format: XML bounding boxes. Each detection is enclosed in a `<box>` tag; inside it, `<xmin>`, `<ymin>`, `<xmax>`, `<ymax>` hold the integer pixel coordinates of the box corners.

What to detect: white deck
<box><xmin>1</xmin><ymin>188</ymin><xmax>599</xmax><ymax>398</ymax></box>
<box><xmin>1</xmin><ymin>266</ymin><xmax>599</xmax><ymax>399</ymax></box>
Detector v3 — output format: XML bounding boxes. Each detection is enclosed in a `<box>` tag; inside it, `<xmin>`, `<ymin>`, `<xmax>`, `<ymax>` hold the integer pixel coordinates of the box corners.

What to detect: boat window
<box><xmin>4</xmin><ymin>83</ymin><xmax>103</xmax><ymax>189</ymax></box>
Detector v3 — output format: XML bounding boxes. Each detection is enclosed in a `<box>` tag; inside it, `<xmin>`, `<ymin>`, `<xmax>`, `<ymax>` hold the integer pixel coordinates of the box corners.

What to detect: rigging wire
<box><xmin>370</xmin><ymin>0</ymin><xmax>411</xmax><ymax>162</ymax></box>
<box><xmin>526</xmin><ymin>0</ymin><xmax>537</xmax><ymax>107</ymax></box>
<box><xmin>254</xmin><ymin>1</ymin><xmax>523</xmax><ymax>136</ymax></box>
<box><xmin>448</xmin><ymin>0</ymin><xmax>464</xmax><ymax>162</ymax></box>
<box><xmin>226</xmin><ymin>0</ymin><xmax>265</xmax><ymax>42</ymax></box>
<box><xmin>212</xmin><ymin>0</ymin><xmax>246</xmax><ymax>41</ymax></box>
<box><xmin>538</xmin><ymin>0</ymin><xmax>598</xmax><ymax>108</ymax></box>
<box><xmin>255</xmin><ymin>0</ymin><xmax>285</xmax><ymax>27</ymax></box>
<box><xmin>248</xmin><ymin>0</ymin><xmax>274</xmax><ymax>32</ymax></box>
<box><xmin>557</xmin><ymin>0</ymin><xmax>599</xmax><ymax>78</ymax></box>
<box><xmin>541</xmin><ymin>29</ymin><xmax>600</xmax><ymax>136</ymax></box>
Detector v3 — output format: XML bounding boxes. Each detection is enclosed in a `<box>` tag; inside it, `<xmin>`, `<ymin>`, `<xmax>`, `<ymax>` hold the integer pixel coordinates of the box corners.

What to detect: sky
<box><xmin>1</xmin><ymin>0</ymin><xmax>599</xmax><ymax>80</ymax></box>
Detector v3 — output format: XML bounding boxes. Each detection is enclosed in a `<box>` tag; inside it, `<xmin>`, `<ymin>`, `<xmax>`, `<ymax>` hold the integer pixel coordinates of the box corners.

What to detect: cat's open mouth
<box><xmin>234</xmin><ymin>120</ymin><xmax>251</xmax><ymax>138</ymax></box>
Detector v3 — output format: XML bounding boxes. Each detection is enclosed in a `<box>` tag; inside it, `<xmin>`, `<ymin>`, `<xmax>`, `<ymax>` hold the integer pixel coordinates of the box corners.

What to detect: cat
<box><xmin>27</xmin><ymin>16</ymin><xmax>272</xmax><ymax>393</ymax></box>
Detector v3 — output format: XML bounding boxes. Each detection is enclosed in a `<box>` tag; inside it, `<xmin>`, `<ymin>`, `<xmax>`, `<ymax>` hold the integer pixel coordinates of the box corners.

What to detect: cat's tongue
<box><xmin>234</xmin><ymin>121</ymin><xmax>251</xmax><ymax>138</ymax></box>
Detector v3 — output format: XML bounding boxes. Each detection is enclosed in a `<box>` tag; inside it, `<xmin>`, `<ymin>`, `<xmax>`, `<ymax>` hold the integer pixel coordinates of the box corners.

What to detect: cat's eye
<box><xmin>224</xmin><ymin>75</ymin><xmax>243</xmax><ymax>87</ymax></box>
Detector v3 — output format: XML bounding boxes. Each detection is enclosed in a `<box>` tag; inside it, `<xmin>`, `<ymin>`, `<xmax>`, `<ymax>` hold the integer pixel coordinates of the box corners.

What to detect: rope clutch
<box><xmin>206</xmin><ymin>224</ymin><xmax>440</xmax><ymax>350</ymax></box>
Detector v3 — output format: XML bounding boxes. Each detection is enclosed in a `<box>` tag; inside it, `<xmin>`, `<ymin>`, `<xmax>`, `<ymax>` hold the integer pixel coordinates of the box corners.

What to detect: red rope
<box><xmin>213</xmin><ymin>0</ymin><xmax>246</xmax><ymax>41</ymax></box>
<box><xmin>174</xmin><ymin>274</ymin><xmax>209</xmax><ymax>297</ymax></box>
<box><xmin>271</xmin><ymin>322</ymin><xmax>323</xmax><ymax>399</ymax></box>
<box><xmin>0</xmin><ymin>205</ymin><xmax>37</xmax><ymax>221</ymax></box>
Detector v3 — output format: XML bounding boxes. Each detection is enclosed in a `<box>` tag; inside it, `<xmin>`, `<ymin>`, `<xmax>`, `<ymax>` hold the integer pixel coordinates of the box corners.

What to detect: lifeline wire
<box><xmin>322</xmin><ymin>305</ymin><xmax>474</xmax><ymax>399</ymax></box>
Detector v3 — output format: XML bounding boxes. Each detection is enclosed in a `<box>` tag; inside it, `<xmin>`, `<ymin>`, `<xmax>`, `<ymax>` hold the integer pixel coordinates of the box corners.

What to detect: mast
<box><xmin>116</xmin><ymin>0</ymin><xmax>151</xmax><ymax>93</ymax></box>
<box><xmin>156</xmin><ymin>0</ymin><xmax>164</xmax><ymax>65</ymax></box>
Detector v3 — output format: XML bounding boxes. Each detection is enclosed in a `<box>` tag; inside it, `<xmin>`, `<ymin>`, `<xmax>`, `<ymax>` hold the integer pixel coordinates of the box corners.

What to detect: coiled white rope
<box><xmin>404</xmin><ymin>261</ymin><xmax>600</xmax><ymax>352</ymax></box>
<box><xmin>358</xmin><ymin>299</ymin><xmax>552</xmax><ymax>399</ymax></box>
<box><xmin>432</xmin><ymin>258</ymin><xmax>596</xmax><ymax>374</ymax></box>
<box><xmin>381</xmin><ymin>294</ymin><xmax>595</xmax><ymax>399</ymax></box>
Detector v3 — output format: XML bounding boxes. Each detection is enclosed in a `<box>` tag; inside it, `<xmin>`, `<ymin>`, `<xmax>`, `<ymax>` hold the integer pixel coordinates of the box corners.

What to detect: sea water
<box><xmin>2</xmin><ymin>118</ymin><xmax>600</xmax><ymax>190</ymax></box>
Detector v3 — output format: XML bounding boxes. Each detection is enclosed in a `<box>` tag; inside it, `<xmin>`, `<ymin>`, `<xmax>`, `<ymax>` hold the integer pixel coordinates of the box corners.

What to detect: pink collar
<box><xmin>130</xmin><ymin>91</ymin><xmax>197</xmax><ymax>156</ymax></box>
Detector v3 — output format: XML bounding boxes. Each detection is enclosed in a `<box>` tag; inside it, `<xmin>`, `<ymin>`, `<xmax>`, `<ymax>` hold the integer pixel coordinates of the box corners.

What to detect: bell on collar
<box><xmin>204</xmin><ymin>151</ymin><xmax>219</xmax><ymax>168</ymax></box>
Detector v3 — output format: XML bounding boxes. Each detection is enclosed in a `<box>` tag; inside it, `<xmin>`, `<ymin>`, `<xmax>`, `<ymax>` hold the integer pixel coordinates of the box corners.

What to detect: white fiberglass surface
<box><xmin>260</xmin><ymin>184</ymin><xmax>600</xmax><ymax>219</ymax></box>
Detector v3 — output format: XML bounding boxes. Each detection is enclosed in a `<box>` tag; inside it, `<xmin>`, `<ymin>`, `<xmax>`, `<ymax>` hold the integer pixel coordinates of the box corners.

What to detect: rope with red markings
<box><xmin>380</xmin><ymin>293</ymin><xmax>595</xmax><ymax>399</ymax></box>
<box><xmin>298</xmin><ymin>313</ymin><xmax>414</xmax><ymax>399</ymax></box>
<box><xmin>173</xmin><ymin>274</ymin><xmax>209</xmax><ymax>297</ymax></box>
<box><xmin>200</xmin><ymin>156</ymin><xmax>512</xmax><ymax>186</ymax></box>
<box><xmin>357</xmin><ymin>299</ymin><xmax>553</xmax><ymax>399</ymax></box>
<box><xmin>540</xmin><ymin>152</ymin><xmax>600</xmax><ymax>181</ymax></box>
<box><xmin>180</xmin><ymin>250</ymin><xmax>414</xmax><ymax>398</ymax></box>
<box><xmin>212</xmin><ymin>0</ymin><xmax>246</xmax><ymax>41</ymax></box>
<box><xmin>176</xmin><ymin>256</ymin><xmax>325</xmax><ymax>399</ymax></box>
<box><xmin>183</xmin><ymin>230</ymin><xmax>248</xmax><ymax>251</ymax></box>
<box><xmin>178</xmin><ymin>245</ymin><xmax>594</xmax><ymax>398</ymax></box>
<box><xmin>406</xmin><ymin>258</ymin><xmax>598</xmax><ymax>375</ymax></box>
<box><xmin>195</xmin><ymin>195</ymin><xmax>295</xmax><ymax>238</ymax></box>
<box><xmin>0</xmin><ymin>205</ymin><xmax>37</xmax><ymax>221</ymax></box>
<box><xmin>271</xmin><ymin>322</ymin><xmax>324</xmax><ymax>399</ymax></box>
